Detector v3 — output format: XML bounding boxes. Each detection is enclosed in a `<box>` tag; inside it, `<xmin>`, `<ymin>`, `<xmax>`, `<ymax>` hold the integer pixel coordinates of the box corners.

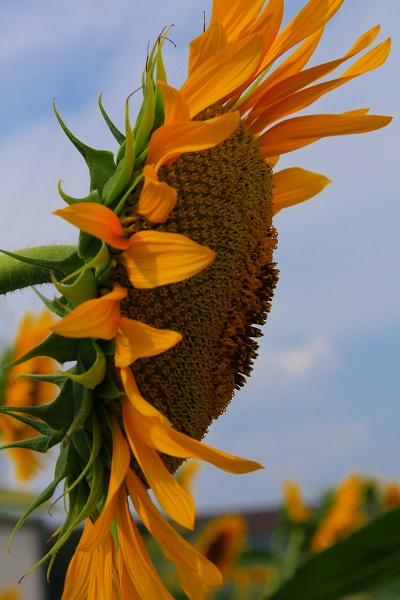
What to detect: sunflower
<box><xmin>0</xmin><ymin>1</ymin><xmax>391</xmax><ymax>598</ymax></box>
<box><xmin>283</xmin><ymin>480</ymin><xmax>312</xmax><ymax>524</ymax></box>
<box><xmin>0</xmin><ymin>310</ymin><xmax>58</xmax><ymax>482</ymax></box>
<box><xmin>0</xmin><ymin>588</ymin><xmax>20</xmax><ymax>600</ymax></box>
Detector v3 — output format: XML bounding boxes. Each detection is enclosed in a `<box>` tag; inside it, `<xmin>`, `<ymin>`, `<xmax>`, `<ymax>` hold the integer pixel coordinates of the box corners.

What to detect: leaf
<box><xmin>51</xmin><ymin>268</ymin><xmax>97</xmax><ymax>307</ymax></box>
<box><xmin>98</xmin><ymin>93</ymin><xmax>125</xmax><ymax>144</ymax></box>
<box><xmin>62</xmin><ymin>339</ymin><xmax>106</xmax><ymax>389</ymax></box>
<box><xmin>268</xmin><ymin>508</ymin><xmax>400</xmax><ymax>600</ymax></box>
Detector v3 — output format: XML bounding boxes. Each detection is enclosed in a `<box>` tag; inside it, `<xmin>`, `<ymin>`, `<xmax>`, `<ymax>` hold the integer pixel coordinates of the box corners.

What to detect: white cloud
<box><xmin>270</xmin><ymin>334</ymin><xmax>339</xmax><ymax>378</ymax></box>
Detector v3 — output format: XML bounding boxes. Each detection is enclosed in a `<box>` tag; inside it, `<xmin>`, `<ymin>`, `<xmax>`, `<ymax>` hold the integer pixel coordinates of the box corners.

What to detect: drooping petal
<box><xmin>120</xmin><ymin>367</ymin><xmax>264</xmax><ymax>475</ymax></box>
<box><xmin>138</xmin><ymin>165</ymin><xmax>177</xmax><ymax>223</ymax></box>
<box><xmin>158</xmin><ymin>82</ymin><xmax>191</xmax><ymax>124</ymax></box>
<box><xmin>258</xmin><ymin>113</ymin><xmax>392</xmax><ymax>156</ymax></box>
<box><xmin>147</xmin><ymin>112</ymin><xmax>240</xmax><ymax>170</ymax></box>
<box><xmin>50</xmin><ymin>284</ymin><xmax>126</xmax><ymax>339</ymax></box>
<box><xmin>180</xmin><ymin>34</ymin><xmax>264</xmax><ymax>117</ymax></box>
<box><xmin>126</xmin><ymin>469</ymin><xmax>222</xmax><ymax>588</ymax></box>
<box><xmin>78</xmin><ymin>419</ymin><xmax>130</xmax><ymax>552</ymax></box>
<box><xmin>273</xmin><ymin>167</ymin><xmax>332</xmax><ymax>213</ymax></box>
<box><xmin>115</xmin><ymin>316</ymin><xmax>182</xmax><ymax>368</ymax></box>
<box><xmin>188</xmin><ymin>22</ymin><xmax>228</xmax><ymax>76</ymax></box>
<box><xmin>123</xmin><ymin>400</ymin><xmax>195</xmax><ymax>529</ymax></box>
<box><xmin>119</xmin><ymin>230</ymin><xmax>215</xmax><ymax>289</ymax></box>
<box><xmin>53</xmin><ymin>203</ymin><xmax>129</xmax><ymax>250</ymax></box>
<box><xmin>116</xmin><ymin>489</ymin><xmax>175</xmax><ymax>600</ymax></box>
<box><xmin>61</xmin><ymin>524</ymin><xmax>93</xmax><ymax>599</ymax></box>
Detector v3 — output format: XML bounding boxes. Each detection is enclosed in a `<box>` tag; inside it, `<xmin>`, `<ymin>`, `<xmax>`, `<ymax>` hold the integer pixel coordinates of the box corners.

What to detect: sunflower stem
<box><xmin>0</xmin><ymin>245</ymin><xmax>79</xmax><ymax>295</ymax></box>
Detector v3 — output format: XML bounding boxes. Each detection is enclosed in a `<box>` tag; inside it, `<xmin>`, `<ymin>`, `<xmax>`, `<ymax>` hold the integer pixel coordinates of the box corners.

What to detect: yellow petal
<box><xmin>259</xmin><ymin>113</ymin><xmax>392</xmax><ymax>156</ymax></box>
<box><xmin>260</xmin><ymin>0</ymin><xmax>345</xmax><ymax>71</ymax></box>
<box><xmin>79</xmin><ymin>419</ymin><xmax>130</xmax><ymax>552</ymax></box>
<box><xmin>147</xmin><ymin>112</ymin><xmax>240</xmax><ymax>170</ymax></box>
<box><xmin>188</xmin><ymin>22</ymin><xmax>228</xmax><ymax>76</ymax></box>
<box><xmin>248</xmin><ymin>37</ymin><xmax>391</xmax><ymax>133</ymax></box>
<box><xmin>53</xmin><ymin>203</ymin><xmax>128</xmax><ymax>250</ymax></box>
<box><xmin>115</xmin><ymin>316</ymin><xmax>182</xmax><ymax>368</ymax></box>
<box><xmin>123</xmin><ymin>400</ymin><xmax>195</xmax><ymax>529</ymax></box>
<box><xmin>273</xmin><ymin>167</ymin><xmax>332</xmax><ymax>213</ymax></box>
<box><xmin>176</xmin><ymin>565</ymin><xmax>206</xmax><ymax>600</ymax></box>
<box><xmin>50</xmin><ymin>284</ymin><xmax>126</xmax><ymax>340</ymax></box>
<box><xmin>119</xmin><ymin>230</ymin><xmax>215</xmax><ymax>289</ymax></box>
<box><xmin>126</xmin><ymin>469</ymin><xmax>222</xmax><ymax>587</ymax></box>
<box><xmin>61</xmin><ymin>526</ymin><xmax>93</xmax><ymax>599</ymax></box>
<box><xmin>120</xmin><ymin>367</ymin><xmax>264</xmax><ymax>475</ymax></box>
<box><xmin>180</xmin><ymin>34</ymin><xmax>264</xmax><ymax>117</ymax></box>
<box><xmin>116</xmin><ymin>490</ymin><xmax>175</xmax><ymax>600</ymax></box>
<box><xmin>158</xmin><ymin>82</ymin><xmax>190</xmax><ymax>124</ymax></box>
<box><xmin>138</xmin><ymin>165</ymin><xmax>177</xmax><ymax>223</ymax></box>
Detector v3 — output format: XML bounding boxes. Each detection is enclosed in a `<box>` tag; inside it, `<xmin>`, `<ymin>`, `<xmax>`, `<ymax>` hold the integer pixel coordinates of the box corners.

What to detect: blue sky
<box><xmin>0</xmin><ymin>0</ymin><xmax>399</xmax><ymax>515</ymax></box>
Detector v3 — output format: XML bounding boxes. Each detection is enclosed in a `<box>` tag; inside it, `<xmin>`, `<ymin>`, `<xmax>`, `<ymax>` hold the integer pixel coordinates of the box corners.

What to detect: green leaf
<box><xmin>0</xmin><ymin>428</ymin><xmax>66</xmax><ymax>454</ymax></box>
<box><xmin>3</xmin><ymin>332</ymin><xmax>80</xmax><ymax>367</ymax></box>
<box><xmin>0</xmin><ymin>246</ymin><xmax>81</xmax><ymax>294</ymax></box>
<box><xmin>95</xmin><ymin>372</ymin><xmax>124</xmax><ymax>398</ymax></box>
<box><xmin>268</xmin><ymin>508</ymin><xmax>400</xmax><ymax>600</ymax></box>
<box><xmin>53</xmin><ymin>100</ymin><xmax>116</xmax><ymax>194</ymax></box>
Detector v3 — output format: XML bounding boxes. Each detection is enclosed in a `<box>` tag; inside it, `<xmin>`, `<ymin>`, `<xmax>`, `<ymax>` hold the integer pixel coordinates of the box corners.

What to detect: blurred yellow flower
<box><xmin>283</xmin><ymin>480</ymin><xmax>312</xmax><ymax>523</ymax></box>
<box><xmin>0</xmin><ymin>310</ymin><xmax>58</xmax><ymax>481</ymax></box>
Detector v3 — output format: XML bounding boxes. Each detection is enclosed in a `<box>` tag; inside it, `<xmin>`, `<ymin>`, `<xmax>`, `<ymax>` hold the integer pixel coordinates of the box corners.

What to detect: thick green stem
<box><xmin>0</xmin><ymin>245</ymin><xmax>80</xmax><ymax>295</ymax></box>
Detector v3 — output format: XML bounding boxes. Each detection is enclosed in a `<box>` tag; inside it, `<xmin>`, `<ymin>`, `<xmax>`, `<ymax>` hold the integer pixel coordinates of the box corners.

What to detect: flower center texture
<box><xmin>112</xmin><ymin>108</ymin><xmax>279</xmax><ymax>474</ymax></box>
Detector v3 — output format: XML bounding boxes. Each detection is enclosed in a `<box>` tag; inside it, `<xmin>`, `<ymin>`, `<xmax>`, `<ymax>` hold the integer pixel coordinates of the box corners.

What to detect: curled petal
<box><xmin>50</xmin><ymin>284</ymin><xmax>126</xmax><ymax>340</ymax></box>
<box><xmin>120</xmin><ymin>368</ymin><xmax>264</xmax><ymax>475</ymax></box>
<box><xmin>126</xmin><ymin>469</ymin><xmax>222</xmax><ymax>588</ymax></box>
<box><xmin>115</xmin><ymin>316</ymin><xmax>182</xmax><ymax>368</ymax></box>
<box><xmin>123</xmin><ymin>404</ymin><xmax>195</xmax><ymax>529</ymax></box>
<box><xmin>119</xmin><ymin>231</ymin><xmax>215</xmax><ymax>289</ymax></box>
<box><xmin>147</xmin><ymin>112</ymin><xmax>240</xmax><ymax>170</ymax></box>
<box><xmin>273</xmin><ymin>167</ymin><xmax>332</xmax><ymax>213</ymax></box>
<box><xmin>158</xmin><ymin>82</ymin><xmax>190</xmax><ymax>124</ymax></box>
<box><xmin>138</xmin><ymin>165</ymin><xmax>177</xmax><ymax>223</ymax></box>
<box><xmin>53</xmin><ymin>203</ymin><xmax>129</xmax><ymax>249</ymax></box>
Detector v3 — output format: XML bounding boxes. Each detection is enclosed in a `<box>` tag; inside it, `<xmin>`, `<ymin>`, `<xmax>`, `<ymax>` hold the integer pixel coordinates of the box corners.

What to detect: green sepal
<box><xmin>0</xmin><ymin>428</ymin><xmax>66</xmax><ymax>454</ymax></box>
<box><xmin>44</xmin><ymin>457</ymin><xmax>105</xmax><ymax>580</ymax></box>
<box><xmin>8</xmin><ymin>442</ymin><xmax>77</xmax><ymax>552</ymax></box>
<box><xmin>0</xmin><ymin>246</ymin><xmax>81</xmax><ymax>295</ymax></box>
<box><xmin>33</xmin><ymin>287</ymin><xmax>69</xmax><ymax>318</ymax></box>
<box><xmin>97</xmin><ymin>338</ymin><xmax>115</xmax><ymax>356</ymax></box>
<box><xmin>2</xmin><ymin>333</ymin><xmax>80</xmax><ymax>368</ymax></box>
<box><xmin>0</xmin><ymin>410</ymin><xmax>61</xmax><ymax>437</ymax></box>
<box><xmin>0</xmin><ymin>379</ymin><xmax>74</xmax><ymax>431</ymax></box>
<box><xmin>154</xmin><ymin>46</ymin><xmax>167</xmax><ymax>130</ymax></box>
<box><xmin>14</xmin><ymin>373</ymin><xmax>66</xmax><ymax>387</ymax></box>
<box><xmin>113</xmin><ymin>173</ymin><xmax>142</xmax><ymax>215</ymax></box>
<box><xmin>95</xmin><ymin>372</ymin><xmax>124</xmax><ymax>398</ymax></box>
<box><xmin>63</xmin><ymin>412</ymin><xmax>102</xmax><ymax>497</ymax></box>
<box><xmin>53</xmin><ymin>100</ymin><xmax>116</xmax><ymax>194</ymax></box>
<box><xmin>134</xmin><ymin>70</ymin><xmax>155</xmax><ymax>159</ymax></box>
<box><xmin>62</xmin><ymin>339</ymin><xmax>106</xmax><ymax>389</ymax></box>
<box><xmin>51</xmin><ymin>268</ymin><xmax>97</xmax><ymax>306</ymax></box>
<box><xmin>68</xmin><ymin>383</ymin><xmax>93</xmax><ymax>435</ymax></box>
<box><xmin>68</xmin><ymin>239</ymin><xmax>110</xmax><ymax>280</ymax></box>
<box><xmin>98</xmin><ymin>93</ymin><xmax>125</xmax><ymax>145</ymax></box>
<box><xmin>57</xmin><ymin>181</ymin><xmax>101</xmax><ymax>206</ymax></box>
<box><xmin>102</xmin><ymin>100</ymin><xmax>135</xmax><ymax>206</ymax></box>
